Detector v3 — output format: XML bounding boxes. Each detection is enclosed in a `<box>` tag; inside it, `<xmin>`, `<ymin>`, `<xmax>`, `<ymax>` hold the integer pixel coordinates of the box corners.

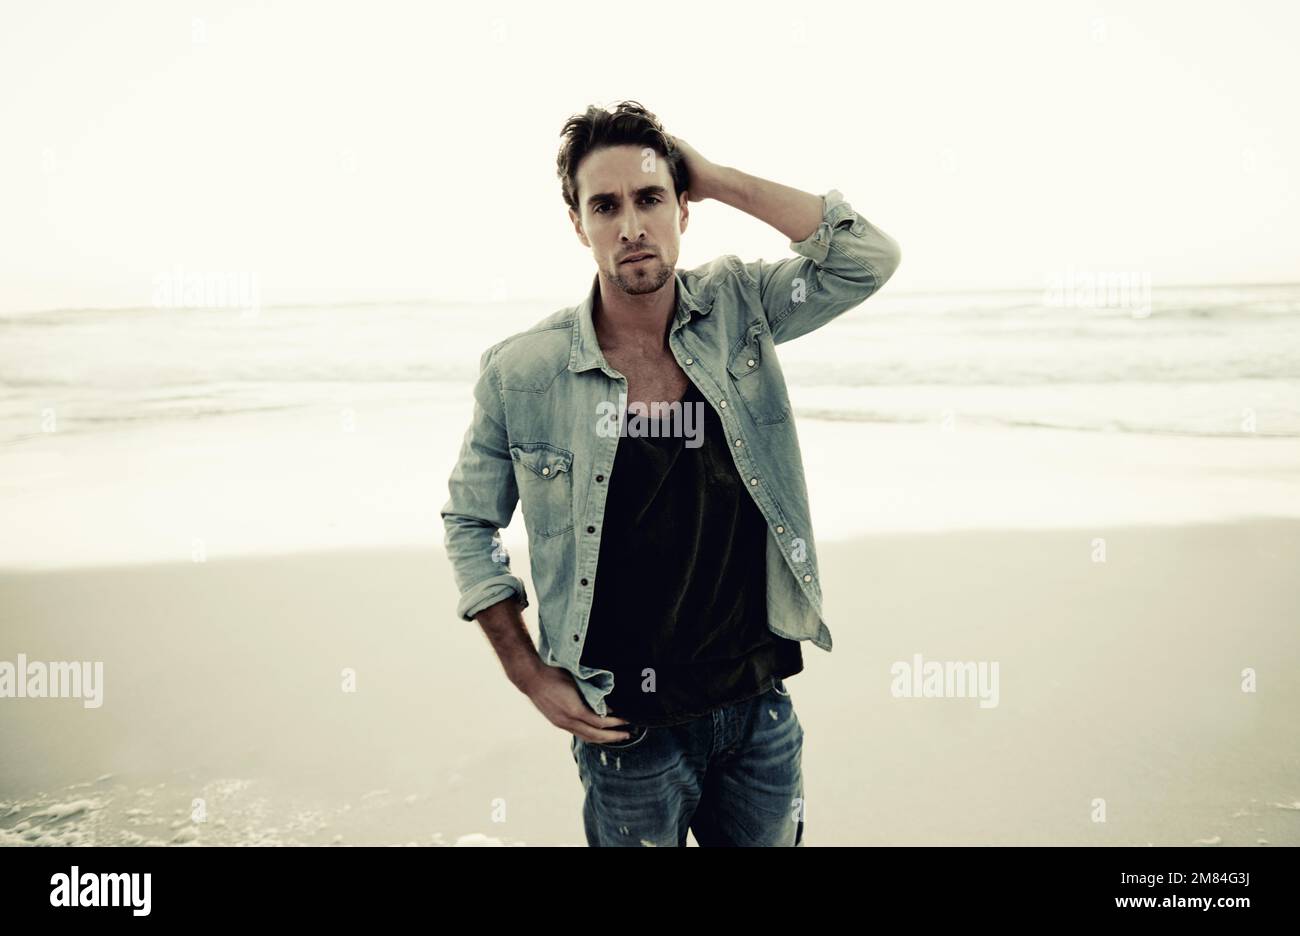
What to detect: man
<box><xmin>440</xmin><ymin>101</ymin><xmax>901</xmax><ymax>846</ymax></box>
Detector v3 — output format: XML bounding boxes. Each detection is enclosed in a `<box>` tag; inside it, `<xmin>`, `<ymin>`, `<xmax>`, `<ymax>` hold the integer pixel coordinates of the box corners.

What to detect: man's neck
<box><xmin>593</xmin><ymin>270</ymin><xmax>677</xmax><ymax>351</ymax></box>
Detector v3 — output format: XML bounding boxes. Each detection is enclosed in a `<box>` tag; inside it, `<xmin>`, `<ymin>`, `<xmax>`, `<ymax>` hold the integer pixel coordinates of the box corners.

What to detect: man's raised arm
<box><xmin>674</xmin><ymin>138</ymin><xmax>902</xmax><ymax>344</ymax></box>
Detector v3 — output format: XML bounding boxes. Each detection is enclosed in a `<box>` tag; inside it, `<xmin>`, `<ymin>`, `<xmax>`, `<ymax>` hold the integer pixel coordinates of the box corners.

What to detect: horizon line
<box><xmin>5</xmin><ymin>278</ymin><xmax>1299</xmax><ymax>317</ymax></box>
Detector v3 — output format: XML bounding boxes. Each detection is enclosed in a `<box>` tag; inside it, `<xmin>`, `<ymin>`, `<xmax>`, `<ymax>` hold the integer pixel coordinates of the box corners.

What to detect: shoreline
<box><xmin>2</xmin><ymin>400</ymin><xmax>1299</xmax><ymax>570</ymax></box>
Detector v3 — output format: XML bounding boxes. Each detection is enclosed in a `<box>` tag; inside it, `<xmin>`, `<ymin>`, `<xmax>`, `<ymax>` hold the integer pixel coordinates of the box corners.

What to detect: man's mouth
<box><xmin>621</xmin><ymin>253</ymin><xmax>655</xmax><ymax>264</ymax></box>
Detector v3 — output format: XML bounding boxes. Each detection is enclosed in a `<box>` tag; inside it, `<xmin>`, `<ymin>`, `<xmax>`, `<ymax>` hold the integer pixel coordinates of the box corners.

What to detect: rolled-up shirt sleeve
<box><xmin>440</xmin><ymin>344</ymin><xmax>530</xmax><ymax>622</ymax></box>
<box><xmin>739</xmin><ymin>188</ymin><xmax>901</xmax><ymax>345</ymax></box>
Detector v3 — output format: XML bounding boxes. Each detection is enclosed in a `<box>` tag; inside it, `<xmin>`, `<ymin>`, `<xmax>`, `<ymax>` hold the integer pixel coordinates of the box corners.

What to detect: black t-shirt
<box><xmin>579</xmin><ymin>376</ymin><xmax>804</xmax><ymax>727</ymax></box>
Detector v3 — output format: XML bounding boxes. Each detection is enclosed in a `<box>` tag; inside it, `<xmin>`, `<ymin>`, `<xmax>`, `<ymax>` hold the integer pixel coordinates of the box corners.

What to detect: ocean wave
<box><xmin>793</xmin><ymin>407</ymin><xmax>1300</xmax><ymax>438</ymax></box>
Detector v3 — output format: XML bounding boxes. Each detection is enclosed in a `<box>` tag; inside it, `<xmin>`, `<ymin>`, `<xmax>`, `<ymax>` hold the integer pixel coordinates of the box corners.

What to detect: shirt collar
<box><xmin>569</xmin><ymin>267</ymin><xmax>712</xmax><ymax>374</ymax></box>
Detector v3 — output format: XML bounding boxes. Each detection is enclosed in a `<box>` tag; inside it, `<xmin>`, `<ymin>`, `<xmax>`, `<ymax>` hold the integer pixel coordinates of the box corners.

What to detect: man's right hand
<box><xmin>520</xmin><ymin>661</ymin><xmax>633</xmax><ymax>744</ymax></box>
<box><xmin>471</xmin><ymin>597</ymin><xmax>632</xmax><ymax>743</ymax></box>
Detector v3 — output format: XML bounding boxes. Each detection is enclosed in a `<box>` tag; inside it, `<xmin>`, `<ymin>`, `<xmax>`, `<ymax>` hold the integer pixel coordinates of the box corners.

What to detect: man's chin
<box><xmin>612</xmin><ymin>262</ymin><xmax>672</xmax><ymax>294</ymax></box>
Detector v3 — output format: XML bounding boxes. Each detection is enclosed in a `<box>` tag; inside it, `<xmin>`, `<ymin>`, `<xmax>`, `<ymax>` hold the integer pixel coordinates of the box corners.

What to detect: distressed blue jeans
<box><xmin>569</xmin><ymin>676</ymin><xmax>805</xmax><ymax>846</ymax></box>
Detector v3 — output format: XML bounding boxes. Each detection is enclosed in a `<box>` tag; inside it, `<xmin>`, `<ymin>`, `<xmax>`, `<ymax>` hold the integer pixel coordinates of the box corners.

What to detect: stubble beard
<box><xmin>611</xmin><ymin>258</ymin><xmax>674</xmax><ymax>296</ymax></box>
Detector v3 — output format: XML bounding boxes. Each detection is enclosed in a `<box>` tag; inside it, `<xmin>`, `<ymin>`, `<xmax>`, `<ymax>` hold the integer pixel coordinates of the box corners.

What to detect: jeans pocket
<box><xmin>593</xmin><ymin>723</ymin><xmax>650</xmax><ymax>750</ymax></box>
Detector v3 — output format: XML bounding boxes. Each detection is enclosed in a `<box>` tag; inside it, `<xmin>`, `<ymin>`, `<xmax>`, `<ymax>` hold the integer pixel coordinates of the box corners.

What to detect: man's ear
<box><xmin>569</xmin><ymin>207</ymin><xmax>590</xmax><ymax>248</ymax></box>
<box><xmin>678</xmin><ymin>191</ymin><xmax>690</xmax><ymax>235</ymax></box>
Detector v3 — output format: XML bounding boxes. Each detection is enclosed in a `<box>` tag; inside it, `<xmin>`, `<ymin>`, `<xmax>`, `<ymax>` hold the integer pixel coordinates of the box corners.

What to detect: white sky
<box><xmin>1</xmin><ymin>0</ymin><xmax>1296</xmax><ymax>313</ymax></box>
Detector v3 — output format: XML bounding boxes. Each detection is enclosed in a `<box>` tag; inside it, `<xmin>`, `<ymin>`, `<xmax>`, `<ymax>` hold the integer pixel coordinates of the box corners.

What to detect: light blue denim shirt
<box><xmin>441</xmin><ymin>189</ymin><xmax>901</xmax><ymax>716</ymax></box>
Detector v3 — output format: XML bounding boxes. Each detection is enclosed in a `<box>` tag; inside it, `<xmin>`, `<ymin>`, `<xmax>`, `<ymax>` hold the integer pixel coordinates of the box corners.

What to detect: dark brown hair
<box><xmin>556</xmin><ymin>100</ymin><xmax>688</xmax><ymax>213</ymax></box>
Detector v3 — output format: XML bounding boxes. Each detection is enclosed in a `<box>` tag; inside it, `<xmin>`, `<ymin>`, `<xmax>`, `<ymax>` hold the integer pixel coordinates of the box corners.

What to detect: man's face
<box><xmin>569</xmin><ymin>144</ymin><xmax>689</xmax><ymax>297</ymax></box>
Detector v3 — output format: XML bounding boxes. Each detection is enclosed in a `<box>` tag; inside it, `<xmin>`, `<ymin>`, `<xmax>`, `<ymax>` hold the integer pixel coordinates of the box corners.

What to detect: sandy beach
<box><xmin>2</xmin><ymin>515</ymin><xmax>1297</xmax><ymax>846</ymax></box>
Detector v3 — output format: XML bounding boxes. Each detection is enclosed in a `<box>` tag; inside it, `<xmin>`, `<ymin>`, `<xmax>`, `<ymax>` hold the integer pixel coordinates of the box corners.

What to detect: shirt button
<box><xmin>734</xmin><ymin>438</ymin><xmax>743</xmax><ymax>447</ymax></box>
<box><xmin>541</xmin><ymin>466</ymin><xmax>550</xmax><ymax>476</ymax></box>
<box><xmin>776</xmin><ymin>525</ymin><xmax>784</xmax><ymax>533</ymax></box>
<box><xmin>749</xmin><ymin>477</ymin><xmax>758</xmax><ymax>486</ymax></box>
<box><xmin>747</xmin><ymin>358</ymin><xmax>755</xmax><ymax>367</ymax></box>
<box><xmin>572</xmin><ymin>634</ymin><xmax>579</xmax><ymax>642</ymax></box>
<box><xmin>580</xmin><ymin>578</ymin><xmax>589</xmax><ymax>585</ymax></box>
<box><xmin>684</xmin><ymin>357</ymin><xmax>694</xmax><ymax>365</ymax></box>
<box><xmin>719</xmin><ymin>399</ymin><xmax>727</xmax><ymax>408</ymax></box>
<box><xmin>586</xmin><ymin>525</ymin><xmax>595</xmax><ymax>533</ymax></box>
<box><xmin>595</xmin><ymin>474</ymin><xmax>604</xmax><ymax>482</ymax></box>
<box><xmin>803</xmin><ymin>574</ymin><xmax>812</xmax><ymax>582</ymax></box>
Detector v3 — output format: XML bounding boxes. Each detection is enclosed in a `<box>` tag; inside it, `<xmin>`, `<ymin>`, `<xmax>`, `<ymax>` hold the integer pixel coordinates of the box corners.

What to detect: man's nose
<box><xmin>620</xmin><ymin>208</ymin><xmax>647</xmax><ymax>241</ymax></box>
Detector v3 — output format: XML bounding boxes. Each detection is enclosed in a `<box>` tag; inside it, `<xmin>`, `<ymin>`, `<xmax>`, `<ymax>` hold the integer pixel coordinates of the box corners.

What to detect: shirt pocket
<box><xmin>509</xmin><ymin>441</ymin><xmax>576</xmax><ymax>538</ymax></box>
<box><xmin>726</xmin><ymin>320</ymin><xmax>790</xmax><ymax>426</ymax></box>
